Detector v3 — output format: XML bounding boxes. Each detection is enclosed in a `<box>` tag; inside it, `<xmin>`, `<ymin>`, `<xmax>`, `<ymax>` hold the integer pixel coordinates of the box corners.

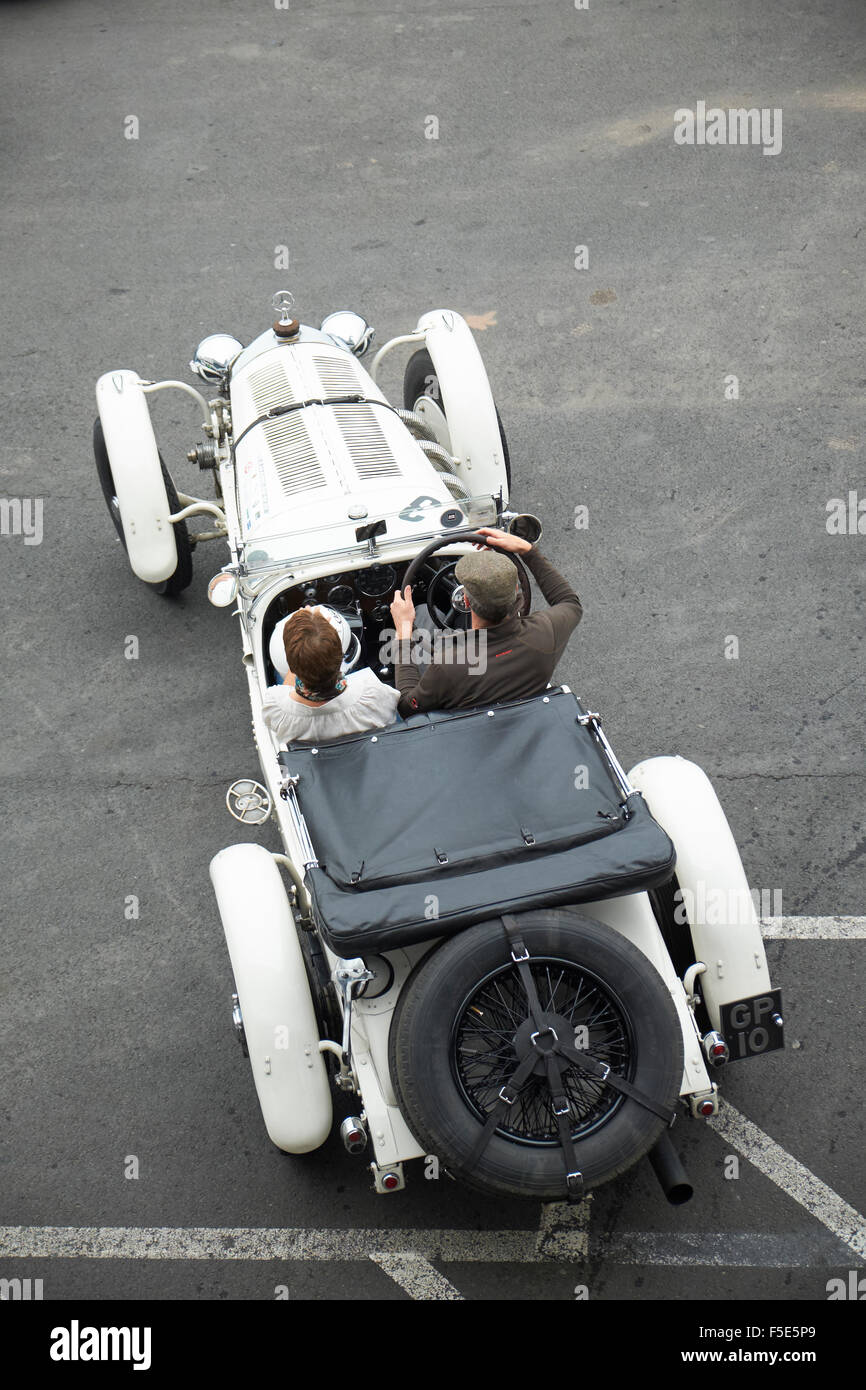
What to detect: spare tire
<box><xmin>388</xmin><ymin>908</ymin><xmax>683</xmax><ymax>1200</ymax></box>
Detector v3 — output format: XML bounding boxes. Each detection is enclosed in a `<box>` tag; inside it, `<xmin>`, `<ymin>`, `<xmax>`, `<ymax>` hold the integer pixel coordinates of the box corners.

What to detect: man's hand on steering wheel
<box><xmin>473</xmin><ymin>526</ymin><xmax>534</xmax><ymax>555</ymax></box>
<box><xmin>390</xmin><ymin>584</ymin><xmax>416</xmax><ymax>637</ymax></box>
<box><xmin>400</xmin><ymin>530</ymin><xmax>533</xmax><ymax>631</ymax></box>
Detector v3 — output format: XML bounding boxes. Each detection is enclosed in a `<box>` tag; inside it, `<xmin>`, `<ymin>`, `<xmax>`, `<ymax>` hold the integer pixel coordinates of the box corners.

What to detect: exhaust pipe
<box><xmin>648</xmin><ymin>1131</ymin><xmax>693</xmax><ymax>1205</ymax></box>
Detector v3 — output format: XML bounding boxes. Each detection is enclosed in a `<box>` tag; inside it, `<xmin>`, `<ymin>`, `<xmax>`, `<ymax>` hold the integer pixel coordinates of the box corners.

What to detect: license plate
<box><xmin>719</xmin><ymin>988</ymin><xmax>784</xmax><ymax>1062</ymax></box>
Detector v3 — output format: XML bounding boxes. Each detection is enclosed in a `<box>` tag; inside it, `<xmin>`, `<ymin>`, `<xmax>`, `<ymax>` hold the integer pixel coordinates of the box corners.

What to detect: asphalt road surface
<box><xmin>1</xmin><ymin>0</ymin><xmax>864</xmax><ymax>1310</ymax></box>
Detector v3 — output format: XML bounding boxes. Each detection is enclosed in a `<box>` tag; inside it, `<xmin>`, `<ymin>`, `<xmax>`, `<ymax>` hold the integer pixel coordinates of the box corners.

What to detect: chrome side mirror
<box><xmin>190</xmin><ymin>333</ymin><xmax>244</xmax><ymax>385</ymax></box>
<box><xmin>507</xmin><ymin>513</ymin><xmax>543</xmax><ymax>545</ymax></box>
<box><xmin>321</xmin><ymin>310</ymin><xmax>375</xmax><ymax>357</ymax></box>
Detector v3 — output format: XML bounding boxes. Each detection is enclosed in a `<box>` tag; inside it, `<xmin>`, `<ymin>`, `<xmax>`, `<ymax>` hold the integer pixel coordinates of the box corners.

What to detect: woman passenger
<box><xmin>262</xmin><ymin>607</ymin><xmax>400</xmax><ymax>743</ymax></box>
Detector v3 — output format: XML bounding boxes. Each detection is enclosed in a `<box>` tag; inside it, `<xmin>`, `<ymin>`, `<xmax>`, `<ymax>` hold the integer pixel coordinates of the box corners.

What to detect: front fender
<box><xmin>95</xmin><ymin>370</ymin><xmax>178</xmax><ymax>583</ymax></box>
<box><xmin>415</xmin><ymin>309</ymin><xmax>509</xmax><ymax>503</ymax></box>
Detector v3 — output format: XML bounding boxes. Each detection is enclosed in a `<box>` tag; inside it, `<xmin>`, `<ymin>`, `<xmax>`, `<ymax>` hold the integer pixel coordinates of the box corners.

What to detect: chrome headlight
<box><xmin>189</xmin><ymin>333</ymin><xmax>244</xmax><ymax>385</ymax></box>
<box><xmin>320</xmin><ymin>310</ymin><xmax>374</xmax><ymax>357</ymax></box>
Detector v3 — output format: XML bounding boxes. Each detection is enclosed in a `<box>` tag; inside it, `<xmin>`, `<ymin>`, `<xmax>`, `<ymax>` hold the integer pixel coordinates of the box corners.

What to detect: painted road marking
<box><xmin>708</xmin><ymin>1101</ymin><xmax>866</xmax><ymax>1262</ymax></box>
<box><xmin>761</xmin><ymin>916</ymin><xmax>866</xmax><ymax>939</ymax></box>
<box><xmin>1</xmin><ymin>920</ymin><xmax>861</xmax><ymax>1297</ymax></box>
<box><xmin>593</xmin><ymin>1230</ymin><xmax>858</xmax><ymax>1266</ymax></box>
<box><xmin>369</xmin><ymin>1252</ymin><xmax>463</xmax><ymax>1300</ymax></box>
<box><xmin>0</xmin><ymin>1213</ymin><xmax>860</xmax><ymax>1271</ymax></box>
<box><xmin>0</xmin><ymin>1224</ymin><xmax>587</xmax><ymax>1264</ymax></box>
<box><xmin>537</xmin><ymin>1196</ymin><xmax>592</xmax><ymax>1260</ymax></box>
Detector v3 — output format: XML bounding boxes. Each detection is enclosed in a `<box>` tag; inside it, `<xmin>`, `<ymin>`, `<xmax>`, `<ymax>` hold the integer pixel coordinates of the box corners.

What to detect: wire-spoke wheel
<box><xmin>389</xmin><ymin>908</ymin><xmax>684</xmax><ymax>1200</ymax></box>
<box><xmin>453</xmin><ymin>957</ymin><xmax>633</xmax><ymax>1145</ymax></box>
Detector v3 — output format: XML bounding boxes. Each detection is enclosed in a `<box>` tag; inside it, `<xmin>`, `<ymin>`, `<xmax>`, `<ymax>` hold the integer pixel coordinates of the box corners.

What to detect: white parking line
<box><xmin>369</xmin><ymin>1252</ymin><xmax>463</xmax><ymax>1300</ymax></box>
<box><xmin>1</xmin><ymin>919</ymin><xmax>861</xmax><ymax>1298</ymax></box>
<box><xmin>0</xmin><ymin>1225</ymin><xmax>577</xmax><ymax>1264</ymax></box>
<box><xmin>537</xmin><ymin>1196</ymin><xmax>592</xmax><ymax>1260</ymax></box>
<box><xmin>708</xmin><ymin>1101</ymin><xmax>866</xmax><ymax>1261</ymax></box>
<box><xmin>761</xmin><ymin>916</ymin><xmax>866</xmax><ymax>938</ymax></box>
<box><xmin>0</xmin><ymin>1218</ymin><xmax>857</xmax><ymax>1278</ymax></box>
<box><xmin>596</xmin><ymin>1231</ymin><xmax>856</xmax><ymax>1267</ymax></box>
<box><xmin>0</xmin><ymin>1202</ymin><xmax>595</xmax><ymax>1273</ymax></box>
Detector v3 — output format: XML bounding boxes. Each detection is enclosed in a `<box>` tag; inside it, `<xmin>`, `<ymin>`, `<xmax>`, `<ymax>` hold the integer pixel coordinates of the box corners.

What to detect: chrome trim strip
<box><xmin>577</xmin><ymin>710</ymin><xmax>635</xmax><ymax>800</ymax></box>
<box><xmin>278</xmin><ymin>773</ymin><xmax>319</xmax><ymax>867</ymax></box>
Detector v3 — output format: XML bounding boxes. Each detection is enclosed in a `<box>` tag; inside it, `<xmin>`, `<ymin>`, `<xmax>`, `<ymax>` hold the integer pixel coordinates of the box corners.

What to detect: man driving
<box><xmin>389</xmin><ymin>526</ymin><xmax>583</xmax><ymax>716</ymax></box>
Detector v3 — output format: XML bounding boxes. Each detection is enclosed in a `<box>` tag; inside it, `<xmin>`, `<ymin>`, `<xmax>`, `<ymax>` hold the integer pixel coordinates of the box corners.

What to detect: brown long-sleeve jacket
<box><xmin>395</xmin><ymin>548</ymin><xmax>583</xmax><ymax>717</ymax></box>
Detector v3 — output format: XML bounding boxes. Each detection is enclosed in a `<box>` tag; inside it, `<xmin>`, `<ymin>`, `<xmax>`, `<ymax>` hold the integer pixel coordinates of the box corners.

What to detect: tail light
<box><xmin>702</xmin><ymin>1030</ymin><xmax>730</xmax><ymax>1067</ymax></box>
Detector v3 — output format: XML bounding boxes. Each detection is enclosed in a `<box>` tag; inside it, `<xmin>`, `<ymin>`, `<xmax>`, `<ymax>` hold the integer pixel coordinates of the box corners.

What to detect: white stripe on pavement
<box><xmin>1</xmin><ymin>917</ymin><xmax>861</xmax><ymax>1296</ymax></box>
<box><xmin>597</xmin><ymin>1230</ymin><xmax>856</xmax><ymax>1267</ymax></box>
<box><xmin>369</xmin><ymin>1252</ymin><xmax>463</xmax><ymax>1300</ymax></box>
<box><xmin>0</xmin><ymin>1201</ymin><xmax>596</xmax><ymax>1269</ymax></box>
<box><xmin>708</xmin><ymin>1101</ymin><xmax>866</xmax><ymax>1261</ymax></box>
<box><xmin>537</xmin><ymin>1193</ymin><xmax>593</xmax><ymax>1260</ymax></box>
<box><xmin>0</xmin><ymin>1225</ymin><xmax>573</xmax><ymax>1264</ymax></box>
<box><xmin>761</xmin><ymin>916</ymin><xmax>866</xmax><ymax>938</ymax></box>
<box><xmin>1</xmin><ymin>1215</ymin><xmax>858</xmax><ymax>1270</ymax></box>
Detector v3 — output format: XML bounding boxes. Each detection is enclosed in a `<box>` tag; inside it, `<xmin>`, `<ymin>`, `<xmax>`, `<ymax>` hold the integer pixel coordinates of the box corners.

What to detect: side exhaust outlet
<box><xmin>648</xmin><ymin>1131</ymin><xmax>693</xmax><ymax>1205</ymax></box>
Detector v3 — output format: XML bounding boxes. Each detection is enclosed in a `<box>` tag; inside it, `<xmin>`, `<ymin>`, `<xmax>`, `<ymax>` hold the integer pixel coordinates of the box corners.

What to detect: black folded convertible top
<box><xmin>278</xmin><ymin>688</ymin><xmax>676</xmax><ymax>954</ymax></box>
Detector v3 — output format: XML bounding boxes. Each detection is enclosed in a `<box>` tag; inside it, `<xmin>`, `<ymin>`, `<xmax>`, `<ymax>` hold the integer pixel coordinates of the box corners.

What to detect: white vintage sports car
<box><xmin>94</xmin><ymin>292</ymin><xmax>783</xmax><ymax>1203</ymax></box>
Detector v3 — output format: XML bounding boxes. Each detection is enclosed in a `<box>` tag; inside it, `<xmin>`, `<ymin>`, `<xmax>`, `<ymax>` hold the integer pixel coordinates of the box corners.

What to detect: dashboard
<box><xmin>262</xmin><ymin>561</ymin><xmax>436</xmax><ymax>685</ymax></box>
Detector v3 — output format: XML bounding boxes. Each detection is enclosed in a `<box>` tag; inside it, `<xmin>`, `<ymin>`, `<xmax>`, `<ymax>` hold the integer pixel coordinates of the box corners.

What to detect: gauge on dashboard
<box><xmin>357</xmin><ymin>564</ymin><xmax>397</xmax><ymax>598</ymax></box>
<box><xmin>327</xmin><ymin>583</ymin><xmax>356</xmax><ymax>609</ymax></box>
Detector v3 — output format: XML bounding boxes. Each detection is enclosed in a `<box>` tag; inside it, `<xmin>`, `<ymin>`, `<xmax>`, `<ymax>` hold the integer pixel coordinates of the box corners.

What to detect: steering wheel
<box><xmin>402</xmin><ymin>530</ymin><xmax>532</xmax><ymax>630</ymax></box>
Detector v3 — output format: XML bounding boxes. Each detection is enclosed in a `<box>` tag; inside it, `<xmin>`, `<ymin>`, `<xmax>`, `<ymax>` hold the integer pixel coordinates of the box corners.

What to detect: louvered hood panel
<box><xmin>228</xmin><ymin>341</ymin><xmax>458</xmax><ymax>546</ymax></box>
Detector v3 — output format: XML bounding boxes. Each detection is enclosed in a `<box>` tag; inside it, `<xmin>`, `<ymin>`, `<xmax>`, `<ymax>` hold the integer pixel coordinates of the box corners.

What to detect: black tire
<box><xmin>297</xmin><ymin>919</ymin><xmax>342</xmax><ymax>1048</ymax></box>
<box><xmin>648</xmin><ymin>874</ymin><xmax>712</xmax><ymax>1036</ymax></box>
<box><xmin>389</xmin><ymin>908</ymin><xmax>683</xmax><ymax>1200</ymax></box>
<box><xmin>93</xmin><ymin>417</ymin><xmax>193</xmax><ymax>597</ymax></box>
<box><xmin>402</xmin><ymin>348</ymin><xmax>512</xmax><ymax>490</ymax></box>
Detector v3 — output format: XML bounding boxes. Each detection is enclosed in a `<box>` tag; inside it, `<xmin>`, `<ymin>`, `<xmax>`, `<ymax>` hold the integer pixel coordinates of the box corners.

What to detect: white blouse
<box><xmin>262</xmin><ymin>667</ymin><xmax>401</xmax><ymax>744</ymax></box>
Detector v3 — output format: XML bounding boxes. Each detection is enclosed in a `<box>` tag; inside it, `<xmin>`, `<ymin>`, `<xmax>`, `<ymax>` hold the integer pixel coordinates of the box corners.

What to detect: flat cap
<box><xmin>455</xmin><ymin>547</ymin><xmax>520</xmax><ymax>611</ymax></box>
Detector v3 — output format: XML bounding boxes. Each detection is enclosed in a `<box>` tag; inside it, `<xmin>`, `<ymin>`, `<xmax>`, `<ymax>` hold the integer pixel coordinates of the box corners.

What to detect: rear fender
<box><xmin>210</xmin><ymin>843</ymin><xmax>332</xmax><ymax>1153</ymax></box>
<box><xmin>628</xmin><ymin>756</ymin><xmax>772</xmax><ymax>1030</ymax></box>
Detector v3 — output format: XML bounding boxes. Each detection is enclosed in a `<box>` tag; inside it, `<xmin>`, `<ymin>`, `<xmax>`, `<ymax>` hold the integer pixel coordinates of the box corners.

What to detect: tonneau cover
<box><xmin>278</xmin><ymin>689</ymin><xmax>676</xmax><ymax>954</ymax></box>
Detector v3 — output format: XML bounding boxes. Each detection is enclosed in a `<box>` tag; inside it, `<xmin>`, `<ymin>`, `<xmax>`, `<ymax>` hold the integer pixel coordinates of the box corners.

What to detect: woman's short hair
<box><xmin>283</xmin><ymin>609</ymin><xmax>343</xmax><ymax>690</ymax></box>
